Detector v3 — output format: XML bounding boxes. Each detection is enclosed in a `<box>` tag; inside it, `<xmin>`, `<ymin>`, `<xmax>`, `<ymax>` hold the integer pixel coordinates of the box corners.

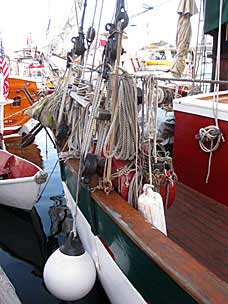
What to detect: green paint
<box><xmin>62</xmin><ymin>164</ymin><xmax>197</xmax><ymax>304</ymax></box>
<box><xmin>204</xmin><ymin>0</ymin><xmax>228</xmax><ymax>33</ymax></box>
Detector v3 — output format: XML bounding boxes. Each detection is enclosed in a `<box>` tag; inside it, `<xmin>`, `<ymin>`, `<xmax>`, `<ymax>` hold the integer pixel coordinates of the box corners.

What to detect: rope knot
<box><xmin>196</xmin><ymin>125</ymin><xmax>225</xmax><ymax>183</ymax></box>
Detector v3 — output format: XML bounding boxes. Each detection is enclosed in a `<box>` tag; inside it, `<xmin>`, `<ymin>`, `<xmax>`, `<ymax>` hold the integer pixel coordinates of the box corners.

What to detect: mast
<box><xmin>0</xmin><ymin>73</ymin><xmax>6</xmax><ymax>149</ymax></box>
<box><xmin>204</xmin><ymin>0</ymin><xmax>228</xmax><ymax>90</ymax></box>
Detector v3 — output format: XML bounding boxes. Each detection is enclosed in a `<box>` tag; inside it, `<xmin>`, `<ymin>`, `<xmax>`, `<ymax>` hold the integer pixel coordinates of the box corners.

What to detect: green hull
<box><xmin>61</xmin><ymin>162</ymin><xmax>197</xmax><ymax>304</ymax></box>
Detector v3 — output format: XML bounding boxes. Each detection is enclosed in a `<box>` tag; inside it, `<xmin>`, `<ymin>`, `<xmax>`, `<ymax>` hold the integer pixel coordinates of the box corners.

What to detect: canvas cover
<box><xmin>204</xmin><ymin>0</ymin><xmax>228</xmax><ymax>33</ymax></box>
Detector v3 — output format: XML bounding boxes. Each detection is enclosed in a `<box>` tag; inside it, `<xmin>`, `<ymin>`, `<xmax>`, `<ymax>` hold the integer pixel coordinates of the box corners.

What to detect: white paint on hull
<box><xmin>173</xmin><ymin>90</ymin><xmax>228</xmax><ymax>121</ymax></box>
<box><xmin>63</xmin><ymin>182</ymin><xmax>146</xmax><ymax>304</ymax></box>
<box><xmin>0</xmin><ymin>173</ymin><xmax>41</xmax><ymax>210</ymax></box>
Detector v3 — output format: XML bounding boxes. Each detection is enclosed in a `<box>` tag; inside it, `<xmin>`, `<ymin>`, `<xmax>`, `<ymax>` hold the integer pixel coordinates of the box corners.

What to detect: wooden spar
<box><xmin>57</xmin><ymin>67</ymin><xmax>73</xmax><ymax>126</ymax></box>
<box><xmin>0</xmin><ymin>73</ymin><xmax>6</xmax><ymax>149</ymax></box>
<box><xmin>105</xmin><ymin>27</ymin><xmax>123</xmax><ymax>187</ymax></box>
<box><xmin>210</xmin><ymin>24</ymin><xmax>228</xmax><ymax>91</ymax></box>
<box><xmin>0</xmin><ymin>74</ymin><xmax>4</xmax><ymax>136</ymax></box>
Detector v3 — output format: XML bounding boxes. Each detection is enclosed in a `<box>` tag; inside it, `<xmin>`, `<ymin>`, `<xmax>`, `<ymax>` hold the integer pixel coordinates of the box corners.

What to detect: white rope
<box><xmin>90</xmin><ymin>0</ymin><xmax>105</xmax><ymax>82</ymax></box>
<box><xmin>57</xmin><ymin>66</ymin><xmax>73</xmax><ymax>126</ymax></box>
<box><xmin>212</xmin><ymin>0</ymin><xmax>223</xmax><ymax>127</ymax></box>
<box><xmin>144</xmin><ymin>76</ymin><xmax>159</xmax><ymax>183</ymax></box>
<box><xmin>198</xmin><ymin>125</ymin><xmax>224</xmax><ymax>183</ymax></box>
<box><xmin>197</xmin><ymin>0</ymin><xmax>225</xmax><ymax>183</ymax></box>
<box><xmin>103</xmin><ymin>73</ymin><xmax>137</xmax><ymax>160</ymax></box>
<box><xmin>73</xmin><ymin>0</ymin><xmax>80</xmax><ymax>30</ymax></box>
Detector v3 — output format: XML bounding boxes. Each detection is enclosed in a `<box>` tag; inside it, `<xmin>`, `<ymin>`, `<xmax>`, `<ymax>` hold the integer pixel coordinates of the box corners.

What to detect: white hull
<box><xmin>0</xmin><ymin>173</ymin><xmax>42</xmax><ymax>210</ymax></box>
<box><xmin>63</xmin><ymin>182</ymin><xmax>146</xmax><ymax>304</ymax></box>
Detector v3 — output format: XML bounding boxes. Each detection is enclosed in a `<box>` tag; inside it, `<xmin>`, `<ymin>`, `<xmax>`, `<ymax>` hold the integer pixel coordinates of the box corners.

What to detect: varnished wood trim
<box><xmin>66</xmin><ymin>159</ymin><xmax>228</xmax><ymax>304</ymax></box>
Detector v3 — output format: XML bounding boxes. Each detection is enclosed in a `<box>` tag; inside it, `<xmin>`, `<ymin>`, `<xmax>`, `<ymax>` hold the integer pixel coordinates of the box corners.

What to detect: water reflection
<box><xmin>0</xmin><ymin>200</ymin><xmax>72</xmax><ymax>275</ymax></box>
<box><xmin>5</xmin><ymin>135</ymin><xmax>43</xmax><ymax>169</ymax></box>
<box><xmin>1</xmin><ymin>130</ymin><xmax>110</xmax><ymax>303</ymax></box>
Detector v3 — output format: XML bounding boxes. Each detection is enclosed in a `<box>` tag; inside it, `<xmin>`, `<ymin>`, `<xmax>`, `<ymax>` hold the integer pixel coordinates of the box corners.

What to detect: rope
<box><xmin>128</xmin><ymin>169</ymin><xmax>143</xmax><ymax>209</ymax></box>
<box><xmin>197</xmin><ymin>125</ymin><xmax>224</xmax><ymax>183</ymax></box>
<box><xmin>197</xmin><ymin>0</ymin><xmax>225</xmax><ymax>183</ymax></box>
<box><xmin>213</xmin><ymin>0</ymin><xmax>223</xmax><ymax>127</ymax></box>
<box><xmin>80</xmin><ymin>0</ymin><xmax>99</xmax><ymax>81</ymax></box>
<box><xmin>90</xmin><ymin>0</ymin><xmax>105</xmax><ymax>82</ymax></box>
<box><xmin>36</xmin><ymin>158</ymin><xmax>59</xmax><ymax>202</ymax></box>
<box><xmin>103</xmin><ymin>73</ymin><xmax>137</xmax><ymax>161</ymax></box>
<box><xmin>73</xmin><ymin>0</ymin><xmax>80</xmax><ymax>30</ymax></box>
<box><xmin>192</xmin><ymin>0</ymin><xmax>203</xmax><ymax>81</ymax></box>
<box><xmin>81</xmin><ymin>74</ymin><xmax>105</xmax><ymax>157</ymax></box>
<box><xmin>144</xmin><ymin>75</ymin><xmax>159</xmax><ymax>182</ymax></box>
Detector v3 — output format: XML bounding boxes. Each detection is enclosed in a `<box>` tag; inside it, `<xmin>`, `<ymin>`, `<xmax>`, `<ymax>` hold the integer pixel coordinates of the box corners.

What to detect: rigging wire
<box><xmin>128</xmin><ymin>0</ymin><xmax>175</xmax><ymax>19</ymax></box>
<box><xmin>73</xmin><ymin>0</ymin><xmax>80</xmax><ymax>30</ymax></box>
<box><xmin>90</xmin><ymin>0</ymin><xmax>105</xmax><ymax>81</ymax></box>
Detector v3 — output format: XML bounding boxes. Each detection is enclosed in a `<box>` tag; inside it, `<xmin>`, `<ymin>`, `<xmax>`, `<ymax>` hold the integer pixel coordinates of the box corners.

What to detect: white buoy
<box><xmin>138</xmin><ymin>184</ymin><xmax>167</xmax><ymax>235</ymax></box>
<box><xmin>43</xmin><ymin>232</ymin><xmax>96</xmax><ymax>301</ymax></box>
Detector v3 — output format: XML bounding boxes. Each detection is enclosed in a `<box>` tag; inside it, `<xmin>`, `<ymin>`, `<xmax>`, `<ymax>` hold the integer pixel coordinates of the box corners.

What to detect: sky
<box><xmin>0</xmin><ymin>0</ymin><xmax>202</xmax><ymax>56</ymax></box>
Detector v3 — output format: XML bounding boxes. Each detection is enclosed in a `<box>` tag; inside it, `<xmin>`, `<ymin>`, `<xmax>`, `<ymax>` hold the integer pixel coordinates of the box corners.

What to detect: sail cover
<box><xmin>170</xmin><ymin>0</ymin><xmax>198</xmax><ymax>78</ymax></box>
<box><xmin>204</xmin><ymin>0</ymin><xmax>228</xmax><ymax>34</ymax></box>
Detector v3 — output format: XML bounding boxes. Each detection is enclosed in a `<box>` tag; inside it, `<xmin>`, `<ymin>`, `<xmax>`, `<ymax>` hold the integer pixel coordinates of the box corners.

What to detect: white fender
<box><xmin>138</xmin><ymin>184</ymin><xmax>167</xmax><ymax>235</ymax></box>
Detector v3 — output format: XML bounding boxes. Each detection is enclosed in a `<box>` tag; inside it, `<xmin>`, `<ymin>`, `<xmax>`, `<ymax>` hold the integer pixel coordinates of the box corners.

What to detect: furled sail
<box><xmin>42</xmin><ymin>0</ymin><xmax>83</xmax><ymax>58</ymax></box>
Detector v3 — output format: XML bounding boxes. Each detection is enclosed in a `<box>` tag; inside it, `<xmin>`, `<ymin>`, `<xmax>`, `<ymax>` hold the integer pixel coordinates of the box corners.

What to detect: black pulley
<box><xmin>71</xmin><ymin>33</ymin><xmax>86</xmax><ymax>57</ymax></box>
<box><xmin>56</xmin><ymin>119</ymin><xmax>69</xmax><ymax>145</ymax></box>
<box><xmin>81</xmin><ymin>153</ymin><xmax>106</xmax><ymax>183</ymax></box>
<box><xmin>86</xmin><ymin>27</ymin><xmax>95</xmax><ymax>46</ymax></box>
<box><xmin>115</xmin><ymin>0</ymin><xmax>129</xmax><ymax>30</ymax></box>
<box><xmin>137</xmin><ymin>87</ymin><xmax>142</xmax><ymax>105</ymax></box>
<box><xmin>82</xmin><ymin>153</ymin><xmax>98</xmax><ymax>183</ymax></box>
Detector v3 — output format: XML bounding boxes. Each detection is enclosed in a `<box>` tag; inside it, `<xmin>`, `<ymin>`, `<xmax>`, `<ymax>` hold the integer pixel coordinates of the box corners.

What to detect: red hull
<box><xmin>0</xmin><ymin>150</ymin><xmax>40</xmax><ymax>179</ymax></box>
<box><xmin>173</xmin><ymin>111</ymin><xmax>228</xmax><ymax>206</ymax></box>
<box><xmin>3</xmin><ymin>127</ymin><xmax>21</xmax><ymax>136</ymax></box>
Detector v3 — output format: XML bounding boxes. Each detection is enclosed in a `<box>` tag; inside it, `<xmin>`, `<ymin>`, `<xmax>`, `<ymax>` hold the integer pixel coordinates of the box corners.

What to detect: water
<box><xmin>1</xmin><ymin>129</ymin><xmax>110</xmax><ymax>304</ymax></box>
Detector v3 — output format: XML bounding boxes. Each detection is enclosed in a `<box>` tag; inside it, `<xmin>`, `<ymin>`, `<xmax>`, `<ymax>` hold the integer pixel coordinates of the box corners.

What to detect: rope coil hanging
<box><xmin>196</xmin><ymin>125</ymin><xmax>225</xmax><ymax>183</ymax></box>
<box><xmin>196</xmin><ymin>0</ymin><xmax>225</xmax><ymax>184</ymax></box>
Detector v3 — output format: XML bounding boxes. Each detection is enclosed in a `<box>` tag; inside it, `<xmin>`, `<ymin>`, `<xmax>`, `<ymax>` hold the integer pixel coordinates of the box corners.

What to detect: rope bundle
<box><xmin>197</xmin><ymin>125</ymin><xmax>224</xmax><ymax>183</ymax></box>
<box><xmin>103</xmin><ymin>73</ymin><xmax>137</xmax><ymax>160</ymax></box>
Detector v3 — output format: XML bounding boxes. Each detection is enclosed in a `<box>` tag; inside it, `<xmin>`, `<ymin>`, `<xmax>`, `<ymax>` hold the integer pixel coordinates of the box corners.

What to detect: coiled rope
<box><xmin>197</xmin><ymin>125</ymin><xmax>224</xmax><ymax>183</ymax></box>
<box><xmin>103</xmin><ymin>73</ymin><xmax>137</xmax><ymax>160</ymax></box>
<box><xmin>197</xmin><ymin>0</ymin><xmax>225</xmax><ymax>183</ymax></box>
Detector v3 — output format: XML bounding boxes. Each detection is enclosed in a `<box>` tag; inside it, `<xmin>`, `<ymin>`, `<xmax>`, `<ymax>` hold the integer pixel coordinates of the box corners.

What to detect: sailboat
<box><xmin>25</xmin><ymin>0</ymin><xmax>228</xmax><ymax>303</ymax></box>
<box><xmin>2</xmin><ymin>34</ymin><xmax>57</xmax><ymax>136</ymax></box>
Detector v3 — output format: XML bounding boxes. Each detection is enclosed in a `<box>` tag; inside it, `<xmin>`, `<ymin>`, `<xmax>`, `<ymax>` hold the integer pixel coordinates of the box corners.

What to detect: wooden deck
<box><xmin>167</xmin><ymin>182</ymin><xmax>228</xmax><ymax>283</ymax></box>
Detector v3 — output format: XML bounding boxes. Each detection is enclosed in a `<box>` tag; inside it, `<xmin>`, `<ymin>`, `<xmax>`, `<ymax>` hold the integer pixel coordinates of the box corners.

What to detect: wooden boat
<box><xmin>4</xmin><ymin>127</ymin><xmax>44</xmax><ymax>168</ymax></box>
<box><xmin>24</xmin><ymin>0</ymin><xmax>228</xmax><ymax>303</ymax></box>
<box><xmin>3</xmin><ymin>77</ymin><xmax>38</xmax><ymax>135</ymax></box>
<box><xmin>0</xmin><ymin>150</ymin><xmax>47</xmax><ymax>210</ymax></box>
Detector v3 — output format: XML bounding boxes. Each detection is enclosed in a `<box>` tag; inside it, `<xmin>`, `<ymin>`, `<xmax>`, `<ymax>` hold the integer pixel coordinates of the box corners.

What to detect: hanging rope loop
<box><xmin>196</xmin><ymin>125</ymin><xmax>225</xmax><ymax>152</ymax></box>
<box><xmin>196</xmin><ymin>125</ymin><xmax>225</xmax><ymax>183</ymax></box>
